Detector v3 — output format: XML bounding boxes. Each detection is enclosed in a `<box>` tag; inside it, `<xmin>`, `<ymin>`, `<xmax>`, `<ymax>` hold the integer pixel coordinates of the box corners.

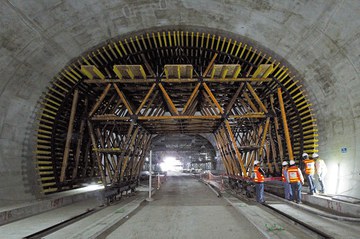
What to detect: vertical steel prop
<box><xmin>277</xmin><ymin>88</ymin><xmax>294</xmax><ymax>160</ymax></box>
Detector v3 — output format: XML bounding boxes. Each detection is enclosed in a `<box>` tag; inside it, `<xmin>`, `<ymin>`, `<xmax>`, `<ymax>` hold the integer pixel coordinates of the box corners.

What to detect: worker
<box><xmin>287</xmin><ymin>160</ymin><xmax>304</xmax><ymax>204</ymax></box>
<box><xmin>302</xmin><ymin>153</ymin><xmax>316</xmax><ymax>195</ymax></box>
<box><xmin>253</xmin><ymin>160</ymin><xmax>266</xmax><ymax>203</ymax></box>
<box><xmin>281</xmin><ymin>161</ymin><xmax>292</xmax><ymax>200</ymax></box>
<box><xmin>313</xmin><ymin>153</ymin><xmax>327</xmax><ymax>193</ymax></box>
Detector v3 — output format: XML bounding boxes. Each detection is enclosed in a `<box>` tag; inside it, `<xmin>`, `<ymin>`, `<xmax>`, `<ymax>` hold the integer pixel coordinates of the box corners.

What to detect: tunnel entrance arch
<box><xmin>35</xmin><ymin>29</ymin><xmax>318</xmax><ymax>195</ymax></box>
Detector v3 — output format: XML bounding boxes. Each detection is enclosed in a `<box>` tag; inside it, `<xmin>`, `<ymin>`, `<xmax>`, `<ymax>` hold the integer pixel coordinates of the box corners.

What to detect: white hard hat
<box><xmin>312</xmin><ymin>153</ymin><xmax>319</xmax><ymax>158</ymax></box>
<box><xmin>282</xmin><ymin>161</ymin><xmax>288</xmax><ymax>166</ymax></box>
<box><xmin>302</xmin><ymin>153</ymin><xmax>308</xmax><ymax>157</ymax></box>
<box><xmin>254</xmin><ymin>160</ymin><xmax>260</xmax><ymax>165</ymax></box>
<box><xmin>289</xmin><ymin>160</ymin><xmax>296</xmax><ymax>165</ymax></box>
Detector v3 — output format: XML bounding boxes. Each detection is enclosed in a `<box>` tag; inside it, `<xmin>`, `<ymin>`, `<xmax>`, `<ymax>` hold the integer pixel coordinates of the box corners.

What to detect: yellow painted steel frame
<box><xmin>35</xmin><ymin>30</ymin><xmax>318</xmax><ymax>194</ymax></box>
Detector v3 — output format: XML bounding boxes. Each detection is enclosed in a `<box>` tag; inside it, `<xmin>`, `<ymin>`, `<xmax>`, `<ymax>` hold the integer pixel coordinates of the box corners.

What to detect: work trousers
<box><xmin>306</xmin><ymin>174</ymin><xmax>316</xmax><ymax>194</ymax></box>
<box><xmin>290</xmin><ymin>182</ymin><xmax>302</xmax><ymax>203</ymax></box>
<box><xmin>283</xmin><ymin>181</ymin><xmax>292</xmax><ymax>200</ymax></box>
<box><xmin>318</xmin><ymin>174</ymin><xmax>325</xmax><ymax>193</ymax></box>
<box><xmin>255</xmin><ymin>182</ymin><xmax>264</xmax><ymax>203</ymax></box>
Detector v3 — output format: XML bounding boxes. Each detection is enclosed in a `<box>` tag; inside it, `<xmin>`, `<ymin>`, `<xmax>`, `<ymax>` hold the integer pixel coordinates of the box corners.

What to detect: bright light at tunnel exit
<box><xmin>160</xmin><ymin>156</ymin><xmax>183</xmax><ymax>171</ymax></box>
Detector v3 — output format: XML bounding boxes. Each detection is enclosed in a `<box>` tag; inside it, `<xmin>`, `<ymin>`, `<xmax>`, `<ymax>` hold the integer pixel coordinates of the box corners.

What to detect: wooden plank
<box><xmin>81</xmin><ymin>65</ymin><xmax>105</xmax><ymax>79</ymax></box>
<box><xmin>112</xmin><ymin>122</ymin><xmax>136</xmax><ymax>181</ymax></box>
<box><xmin>270</xmin><ymin>94</ymin><xmax>284</xmax><ymax>162</ymax></box>
<box><xmin>113</xmin><ymin>65</ymin><xmax>147</xmax><ymax>80</ymax></box>
<box><xmin>87</xmin><ymin>120</ymin><xmax>107</xmax><ymax>186</ymax></box>
<box><xmin>72</xmin><ymin>98</ymin><xmax>88</xmax><ymax>179</ymax></box>
<box><xmin>60</xmin><ymin>90</ymin><xmax>79</xmax><ymax>182</ymax></box>
<box><xmin>164</xmin><ymin>65</ymin><xmax>193</xmax><ymax>79</ymax></box>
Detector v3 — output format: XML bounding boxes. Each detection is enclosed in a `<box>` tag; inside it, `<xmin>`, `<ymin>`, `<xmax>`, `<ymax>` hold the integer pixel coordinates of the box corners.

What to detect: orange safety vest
<box><xmin>303</xmin><ymin>159</ymin><xmax>315</xmax><ymax>175</ymax></box>
<box><xmin>254</xmin><ymin>166</ymin><xmax>264</xmax><ymax>183</ymax></box>
<box><xmin>287</xmin><ymin>166</ymin><xmax>301</xmax><ymax>183</ymax></box>
<box><xmin>281</xmin><ymin>168</ymin><xmax>287</xmax><ymax>182</ymax></box>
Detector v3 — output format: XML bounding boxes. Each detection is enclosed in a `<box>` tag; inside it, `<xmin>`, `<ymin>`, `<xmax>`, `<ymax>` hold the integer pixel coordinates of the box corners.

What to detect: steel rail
<box><xmin>262</xmin><ymin>203</ymin><xmax>334</xmax><ymax>239</ymax></box>
<box><xmin>225</xmin><ymin>185</ymin><xmax>334</xmax><ymax>239</ymax></box>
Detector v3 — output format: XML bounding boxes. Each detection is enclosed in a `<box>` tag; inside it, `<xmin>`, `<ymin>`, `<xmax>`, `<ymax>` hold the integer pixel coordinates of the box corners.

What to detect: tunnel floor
<box><xmin>106</xmin><ymin>175</ymin><xmax>266</xmax><ymax>239</ymax></box>
<box><xmin>1</xmin><ymin>175</ymin><xmax>360</xmax><ymax>238</ymax></box>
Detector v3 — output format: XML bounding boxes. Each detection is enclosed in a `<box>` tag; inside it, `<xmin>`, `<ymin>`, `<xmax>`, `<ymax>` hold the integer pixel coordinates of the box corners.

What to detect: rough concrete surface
<box><xmin>106</xmin><ymin>175</ymin><xmax>266</xmax><ymax>239</ymax></box>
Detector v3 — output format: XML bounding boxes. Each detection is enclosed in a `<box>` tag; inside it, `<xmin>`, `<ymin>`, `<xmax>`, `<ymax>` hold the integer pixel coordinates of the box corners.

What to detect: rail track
<box><xmin>223</xmin><ymin>184</ymin><xmax>360</xmax><ymax>239</ymax></box>
<box><xmin>22</xmin><ymin>177</ymin><xmax>360</xmax><ymax>239</ymax></box>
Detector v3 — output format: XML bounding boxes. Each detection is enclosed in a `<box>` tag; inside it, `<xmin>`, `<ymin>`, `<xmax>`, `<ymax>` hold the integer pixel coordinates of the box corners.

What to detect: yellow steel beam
<box><xmin>239</xmin><ymin>44</ymin><xmax>247</xmax><ymax>58</ymax></box>
<box><xmin>88</xmin><ymin>84</ymin><xmax>112</xmax><ymax>117</ymax></box>
<box><xmin>258</xmin><ymin>118</ymin><xmax>270</xmax><ymax>158</ymax></box>
<box><xmin>135</xmin><ymin>83</ymin><xmax>156</xmax><ymax>115</ymax></box>
<box><xmin>202</xmin><ymin>82</ymin><xmax>224</xmax><ymax>114</ymax></box>
<box><xmin>246</xmin><ymin>83</ymin><xmax>268</xmax><ymax>113</ymax></box>
<box><xmin>277</xmin><ymin>88</ymin><xmax>293</xmax><ymax>160</ymax></box>
<box><xmin>221</xmin><ymin>66</ymin><xmax>229</xmax><ymax>80</ymax></box>
<box><xmin>158</xmin><ymin>83</ymin><xmax>179</xmax><ymax>115</ymax></box>
<box><xmin>243</xmin><ymin>92</ymin><xmax>259</xmax><ymax>112</ymax></box>
<box><xmin>203</xmin><ymin>53</ymin><xmax>218</xmax><ymax>77</ymax></box>
<box><xmin>113</xmin><ymin>66</ymin><xmax>123</xmax><ymax>79</ymax></box>
<box><xmin>113</xmin><ymin>84</ymin><xmax>134</xmax><ymax>115</ymax></box>
<box><xmin>224</xmin><ymin>83</ymin><xmax>243</xmax><ymax>114</ymax></box>
<box><xmin>224</xmin><ymin>120</ymin><xmax>247</xmax><ymax>176</ymax></box>
<box><xmin>83</xmin><ymin>77</ymin><xmax>271</xmax><ymax>84</ymax></box>
<box><xmin>182</xmin><ymin>83</ymin><xmax>201</xmax><ymax>115</ymax></box>
<box><xmin>139</xmin><ymin>115</ymin><xmax>221</xmax><ymax>120</ymax></box>
<box><xmin>232</xmin><ymin>65</ymin><xmax>241</xmax><ymax>78</ymax></box>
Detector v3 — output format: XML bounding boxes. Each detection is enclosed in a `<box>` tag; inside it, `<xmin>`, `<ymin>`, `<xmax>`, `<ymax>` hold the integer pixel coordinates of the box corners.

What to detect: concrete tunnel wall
<box><xmin>0</xmin><ymin>0</ymin><xmax>359</xmax><ymax>202</ymax></box>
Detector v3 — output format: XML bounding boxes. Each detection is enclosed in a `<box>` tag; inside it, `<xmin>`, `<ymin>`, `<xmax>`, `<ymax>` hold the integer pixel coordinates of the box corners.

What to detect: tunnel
<box><xmin>1</xmin><ymin>1</ymin><xmax>360</xmax><ymax>238</ymax></box>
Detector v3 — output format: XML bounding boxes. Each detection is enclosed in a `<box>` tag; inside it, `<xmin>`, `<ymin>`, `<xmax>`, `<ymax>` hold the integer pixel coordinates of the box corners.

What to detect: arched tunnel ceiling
<box><xmin>0</xmin><ymin>1</ymin><xmax>359</xmax><ymax>200</ymax></box>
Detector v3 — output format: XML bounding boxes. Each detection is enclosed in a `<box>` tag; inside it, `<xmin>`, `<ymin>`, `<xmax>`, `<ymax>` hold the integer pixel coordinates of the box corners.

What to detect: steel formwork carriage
<box><xmin>35</xmin><ymin>30</ymin><xmax>318</xmax><ymax>195</ymax></box>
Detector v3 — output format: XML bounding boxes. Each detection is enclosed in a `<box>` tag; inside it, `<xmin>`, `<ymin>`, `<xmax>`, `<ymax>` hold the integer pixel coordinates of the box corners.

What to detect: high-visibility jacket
<box><xmin>303</xmin><ymin>159</ymin><xmax>315</xmax><ymax>175</ymax></box>
<box><xmin>287</xmin><ymin>166</ymin><xmax>303</xmax><ymax>183</ymax></box>
<box><xmin>282</xmin><ymin>168</ymin><xmax>287</xmax><ymax>182</ymax></box>
<box><xmin>254</xmin><ymin>166</ymin><xmax>265</xmax><ymax>183</ymax></box>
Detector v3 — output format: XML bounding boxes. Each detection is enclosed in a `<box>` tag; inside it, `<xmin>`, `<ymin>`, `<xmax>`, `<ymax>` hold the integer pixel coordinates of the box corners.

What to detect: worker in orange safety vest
<box><xmin>287</xmin><ymin>160</ymin><xmax>304</xmax><ymax>204</ymax></box>
<box><xmin>302</xmin><ymin>153</ymin><xmax>316</xmax><ymax>195</ymax></box>
<box><xmin>253</xmin><ymin>160</ymin><xmax>266</xmax><ymax>203</ymax></box>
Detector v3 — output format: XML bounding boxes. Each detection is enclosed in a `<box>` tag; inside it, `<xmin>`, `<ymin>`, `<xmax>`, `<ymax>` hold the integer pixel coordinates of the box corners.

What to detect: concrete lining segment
<box><xmin>61</xmin><ymin>196</ymin><xmax>146</xmax><ymax>239</ymax></box>
<box><xmin>265</xmin><ymin>182</ymin><xmax>360</xmax><ymax>219</ymax></box>
<box><xmin>206</xmin><ymin>178</ymin><xmax>360</xmax><ymax>219</ymax></box>
<box><xmin>0</xmin><ymin>0</ymin><xmax>360</xmax><ymax>202</ymax></box>
<box><xmin>0</xmin><ymin>186</ymin><xmax>104</xmax><ymax>225</ymax></box>
<box><xmin>301</xmin><ymin>194</ymin><xmax>360</xmax><ymax>220</ymax></box>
